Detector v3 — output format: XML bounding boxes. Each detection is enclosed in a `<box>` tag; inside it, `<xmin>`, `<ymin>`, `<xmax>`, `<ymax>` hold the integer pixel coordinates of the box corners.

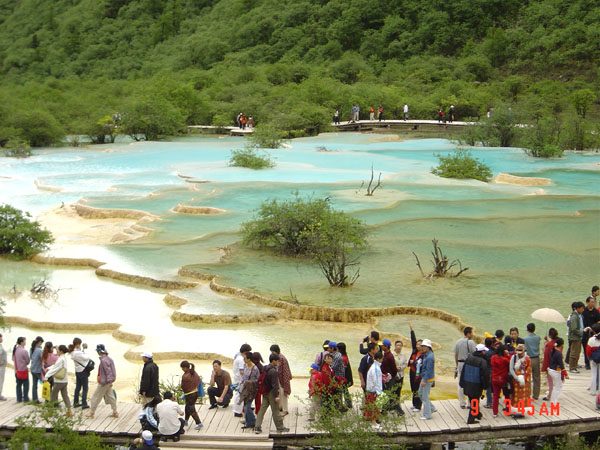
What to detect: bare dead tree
<box><xmin>365</xmin><ymin>164</ymin><xmax>382</xmax><ymax>196</ymax></box>
<box><xmin>412</xmin><ymin>239</ymin><xmax>469</xmax><ymax>279</ymax></box>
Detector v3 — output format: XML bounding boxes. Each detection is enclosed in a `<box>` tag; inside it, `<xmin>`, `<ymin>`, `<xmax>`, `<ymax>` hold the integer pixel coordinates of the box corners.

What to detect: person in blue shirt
<box><xmin>418</xmin><ymin>339</ymin><xmax>437</xmax><ymax>420</ymax></box>
<box><xmin>523</xmin><ymin>323</ymin><xmax>541</xmax><ymax>399</ymax></box>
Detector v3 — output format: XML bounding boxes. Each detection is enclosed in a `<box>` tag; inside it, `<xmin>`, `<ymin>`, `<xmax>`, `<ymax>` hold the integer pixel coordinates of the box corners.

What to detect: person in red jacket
<box><xmin>541</xmin><ymin>328</ymin><xmax>558</xmax><ymax>400</ymax></box>
<box><xmin>320</xmin><ymin>353</ymin><xmax>337</xmax><ymax>409</ymax></box>
<box><xmin>308</xmin><ymin>363</ymin><xmax>323</xmax><ymax>420</ymax></box>
<box><xmin>490</xmin><ymin>344</ymin><xmax>511</xmax><ymax>417</ymax></box>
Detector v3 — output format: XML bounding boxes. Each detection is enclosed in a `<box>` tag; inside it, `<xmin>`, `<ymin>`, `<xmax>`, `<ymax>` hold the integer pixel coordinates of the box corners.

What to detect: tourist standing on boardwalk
<box><xmin>394</xmin><ymin>340</ymin><xmax>407</xmax><ymax>395</ymax></box>
<box><xmin>337</xmin><ymin>342</ymin><xmax>353</xmax><ymax>408</ymax></box>
<box><xmin>568</xmin><ymin>302</ymin><xmax>585</xmax><ymax>372</ymax></box>
<box><xmin>378</xmin><ymin>105</ymin><xmax>384</xmax><ymax>121</ymax></box>
<box><xmin>381</xmin><ymin>339</ymin><xmax>403</xmax><ymax>415</ymax></box>
<box><xmin>88</xmin><ymin>344</ymin><xmax>118</xmax><ymax>419</ymax></box>
<box><xmin>233</xmin><ymin>344</ymin><xmax>252</xmax><ymax>418</ymax></box>
<box><xmin>490</xmin><ymin>344</ymin><xmax>511</xmax><ymax>417</ymax></box>
<box><xmin>239</xmin><ymin>351</ymin><xmax>259</xmax><ymax>429</ymax></box>
<box><xmin>583</xmin><ymin>289</ymin><xmax>600</xmax><ymax>370</ymax></box>
<box><xmin>0</xmin><ymin>333</ymin><xmax>6</xmax><ymax>401</ymax></box>
<box><xmin>509</xmin><ymin>344</ymin><xmax>531</xmax><ymax>413</ymax></box>
<box><xmin>459</xmin><ymin>343</ymin><xmax>489</xmax><ymax>424</ymax></box>
<box><xmin>403</xmin><ymin>104</ymin><xmax>409</xmax><ymax>120</ymax></box>
<box><xmin>157</xmin><ymin>391</ymin><xmax>185</xmax><ymax>442</ymax></box>
<box><xmin>408</xmin><ymin>322</ymin><xmax>423</xmax><ymax>411</ymax></box>
<box><xmin>314</xmin><ymin>340</ymin><xmax>330</xmax><ymax>369</ymax></box>
<box><xmin>41</xmin><ymin>341</ymin><xmax>58</xmax><ymax>387</ymax></box>
<box><xmin>251</xmin><ymin>352</ymin><xmax>264</xmax><ymax>414</ymax></box>
<box><xmin>13</xmin><ymin>336</ymin><xmax>30</xmax><ymax>403</ymax></box>
<box><xmin>270</xmin><ymin>344</ymin><xmax>292</xmax><ymax>416</ymax></box>
<box><xmin>29</xmin><ymin>336</ymin><xmax>43</xmax><ymax>403</ymax></box>
<box><xmin>354</xmin><ymin>104</ymin><xmax>360</xmax><ymax>121</ymax></box>
<box><xmin>139</xmin><ymin>352</ymin><xmax>160</xmax><ymax>407</ymax></box>
<box><xmin>454</xmin><ymin>327</ymin><xmax>476</xmax><ymax>409</ymax></box>
<box><xmin>510</xmin><ymin>328</ymin><xmax>525</xmax><ymax>345</ymax></box>
<box><xmin>180</xmin><ymin>361</ymin><xmax>202</xmax><ymax>429</ymax></box>
<box><xmin>308</xmin><ymin>363</ymin><xmax>323</xmax><ymax>420</ymax></box>
<box><xmin>541</xmin><ymin>328</ymin><xmax>558</xmax><ymax>400</ymax></box>
<box><xmin>46</xmin><ymin>345</ymin><xmax>72</xmax><ymax>415</ymax></box>
<box><xmin>418</xmin><ymin>339</ymin><xmax>436</xmax><ymax>420</ymax></box>
<box><xmin>358</xmin><ymin>342</ymin><xmax>377</xmax><ymax>392</ymax></box>
<box><xmin>70</xmin><ymin>337</ymin><xmax>91</xmax><ymax>409</ymax></box>
<box><xmin>365</xmin><ymin>351</ymin><xmax>384</xmax><ymax>430</ymax></box>
<box><xmin>255</xmin><ymin>353</ymin><xmax>289</xmax><ymax>434</ymax></box>
<box><xmin>585</xmin><ymin>325</ymin><xmax>600</xmax><ymax>396</ymax></box>
<box><xmin>359</xmin><ymin>331</ymin><xmax>380</xmax><ymax>355</ymax></box>
<box><xmin>523</xmin><ymin>323</ymin><xmax>541</xmax><ymax>399</ymax></box>
<box><xmin>547</xmin><ymin>338</ymin><xmax>568</xmax><ymax>403</ymax></box>
<box><xmin>369</xmin><ymin>106</ymin><xmax>375</xmax><ymax>120</ymax></box>
<box><xmin>208</xmin><ymin>360</ymin><xmax>233</xmax><ymax>409</ymax></box>
<box><xmin>448</xmin><ymin>105</ymin><xmax>455</xmax><ymax>123</ymax></box>
<box><xmin>333</xmin><ymin>110</ymin><xmax>340</xmax><ymax>125</ymax></box>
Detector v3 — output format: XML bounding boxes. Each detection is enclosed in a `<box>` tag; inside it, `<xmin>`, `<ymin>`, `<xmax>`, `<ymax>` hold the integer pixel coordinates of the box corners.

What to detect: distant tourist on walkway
<box><xmin>41</xmin><ymin>341</ymin><xmax>58</xmax><ymax>388</ymax></box>
<box><xmin>568</xmin><ymin>301</ymin><xmax>585</xmax><ymax>372</ymax></box>
<box><xmin>547</xmin><ymin>337</ymin><xmax>568</xmax><ymax>403</ymax></box>
<box><xmin>583</xmin><ymin>287</ymin><xmax>600</xmax><ymax>370</ymax></box>
<box><xmin>354</xmin><ymin>104</ymin><xmax>360</xmax><ymax>121</ymax></box>
<box><xmin>208</xmin><ymin>360</ymin><xmax>233</xmax><ymax>409</ymax></box>
<box><xmin>70</xmin><ymin>337</ymin><xmax>91</xmax><ymax>409</ymax></box>
<box><xmin>585</xmin><ymin>325</ymin><xmax>600</xmax><ymax>396</ymax></box>
<box><xmin>46</xmin><ymin>345</ymin><xmax>72</xmax><ymax>415</ymax></box>
<box><xmin>255</xmin><ymin>353</ymin><xmax>289</xmax><ymax>434</ymax></box>
<box><xmin>523</xmin><ymin>323</ymin><xmax>541</xmax><ymax>399</ymax></box>
<box><xmin>459</xmin><ymin>343</ymin><xmax>489</xmax><ymax>424</ymax></box>
<box><xmin>237</xmin><ymin>113</ymin><xmax>242</xmax><ymax>129</ymax></box>
<box><xmin>418</xmin><ymin>339</ymin><xmax>436</xmax><ymax>420</ymax></box>
<box><xmin>454</xmin><ymin>327</ymin><xmax>476</xmax><ymax>409</ymax></box>
<box><xmin>12</xmin><ymin>336</ymin><xmax>30</xmax><ymax>403</ymax></box>
<box><xmin>541</xmin><ymin>328</ymin><xmax>559</xmax><ymax>400</ymax></box>
<box><xmin>369</xmin><ymin>106</ymin><xmax>375</xmax><ymax>121</ymax></box>
<box><xmin>408</xmin><ymin>322</ymin><xmax>423</xmax><ymax>411</ymax></box>
<box><xmin>247</xmin><ymin>116</ymin><xmax>255</xmax><ymax>128</ymax></box>
<box><xmin>0</xmin><ymin>333</ymin><xmax>6</xmax><ymax>401</ymax></box>
<box><xmin>179</xmin><ymin>360</ymin><xmax>202</xmax><ymax>429</ymax></box>
<box><xmin>378</xmin><ymin>105</ymin><xmax>383</xmax><ymax>121</ymax></box>
<box><xmin>129</xmin><ymin>430</ymin><xmax>160</xmax><ymax>449</ymax></box>
<box><xmin>88</xmin><ymin>344</ymin><xmax>118</xmax><ymax>419</ymax></box>
<box><xmin>365</xmin><ymin>351</ymin><xmax>384</xmax><ymax>430</ymax></box>
<box><xmin>333</xmin><ymin>110</ymin><xmax>340</xmax><ymax>125</ymax></box>
<box><xmin>381</xmin><ymin>339</ymin><xmax>403</xmax><ymax>415</ymax></box>
<box><xmin>29</xmin><ymin>336</ymin><xmax>43</xmax><ymax>403</ymax></box>
<box><xmin>359</xmin><ymin>331</ymin><xmax>380</xmax><ymax>355</ymax></box>
<box><xmin>233</xmin><ymin>344</ymin><xmax>252</xmax><ymax>418</ymax></box>
<box><xmin>403</xmin><ymin>104</ymin><xmax>408</xmax><ymax>121</ymax></box>
<box><xmin>239</xmin><ymin>351</ymin><xmax>259</xmax><ymax>429</ymax></box>
<box><xmin>270</xmin><ymin>344</ymin><xmax>292</xmax><ymax>416</ymax></box>
<box><xmin>448</xmin><ymin>105</ymin><xmax>455</xmax><ymax>123</ymax></box>
<box><xmin>139</xmin><ymin>352</ymin><xmax>160</xmax><ymax>407</ymax></box>
<box><xmin>157</xmin><ymin>391</ymin><xmax>185</xmax><ymax>442</ymax></box>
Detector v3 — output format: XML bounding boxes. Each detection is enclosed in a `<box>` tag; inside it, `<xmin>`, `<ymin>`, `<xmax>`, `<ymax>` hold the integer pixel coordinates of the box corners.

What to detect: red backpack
<box><xmin>257</xmin><ymin>370</ymin><xmax>270</xmax><ymax>395</ymax></box>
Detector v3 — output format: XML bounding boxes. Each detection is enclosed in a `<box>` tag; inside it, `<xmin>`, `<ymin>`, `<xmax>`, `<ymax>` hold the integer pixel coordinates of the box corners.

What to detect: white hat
<box><xmin>476</xmin><ymin>344</ymin><xmax>488</xmax><ymax>352</ymax></box>
<box><xmin>421</xmin><ymin>339</ymin><xmax>432</xmax><ymax>348</ymax></box>
<box><xmin>140</xmin><ymin>351</ymin><xmax>153</xmax><ymax>359</ymax></box>
<box><xmin>142</xmin><ymin>430</ymin><xmax>153</xmax><ymax>443</ymax></box>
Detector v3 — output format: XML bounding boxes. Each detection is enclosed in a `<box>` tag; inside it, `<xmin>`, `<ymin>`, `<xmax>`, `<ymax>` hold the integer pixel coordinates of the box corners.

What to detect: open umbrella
<box><xmin>531</xmin><ymin>308</ymin><xmax>566</xmax><ymax>336</ymax></box>
<box><xmin>531</xmin><ymin>308</ymin><xmax>566</xmax><ymax>323</ymax></box>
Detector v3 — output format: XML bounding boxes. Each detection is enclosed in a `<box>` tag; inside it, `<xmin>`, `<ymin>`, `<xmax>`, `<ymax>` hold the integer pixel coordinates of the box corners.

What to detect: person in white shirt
<box><xmin>403</xmin><ymin>104</ymin><xmax>409</xmax><ymax>121</ymax></box>
<box><xmin>394</xmin><ymin>340</ymin><xmax>407</xmax><ymax>394</ymax></box>
<box><xmin>157</xmin><ymin>391</ymin><xmax>185</xmax><ymax>442</ymax></box>
<box><xmin>454</xmin><ymin>327</ymin><xmax>476</xmax><ymax>409</ymax></box>
<box><xmin>233</xmin><ymin>344</ymin><xmax>251</xmax><ymax>418</ymax></box>
<box><xmin>45</xmin><ymin>345</ymin><xmax>72</xmax><ymax>415</ymax></box>
<box><xmin>69</xmin><ymin>337</ymin><xmax>91</xmax><ymax>409</ymax></box>
<box><xmin>365</xmin><ymin>351</ymin><xmax>384</xmax><ymax>430</ymax></box>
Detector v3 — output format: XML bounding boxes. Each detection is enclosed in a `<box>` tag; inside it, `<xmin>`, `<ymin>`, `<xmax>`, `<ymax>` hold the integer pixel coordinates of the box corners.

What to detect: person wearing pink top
<box><xmin>12</xmin><ymin>337</ymin><xmax>30</xmax><ymax>402</ymax></box>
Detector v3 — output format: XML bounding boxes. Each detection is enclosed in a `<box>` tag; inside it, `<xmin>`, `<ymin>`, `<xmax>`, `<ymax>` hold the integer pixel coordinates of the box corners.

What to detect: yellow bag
<box><xmin>42</xmin><ymin>381</ymin><xmax>51</xmax><ymax>401</ymax></box>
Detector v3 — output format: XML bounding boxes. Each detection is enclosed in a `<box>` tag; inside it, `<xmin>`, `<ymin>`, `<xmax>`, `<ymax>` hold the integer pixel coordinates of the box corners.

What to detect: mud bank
<box><xmin>172</xmin><ymin>204</ymin><xmax>227</xmax><ymax>215</ymax></box>
<box><xmin>73</xmin><ymin>203</ymin><xmax>159</xmax><ymax>221</ymax></box>
<box><xmin>494</xmin><ymin>173</ymin><xmax>552</xmax><ymax>186</ymax></box>
<box><xmin>95</xmin><ymin>268</ymin><xmax>197</xmax><ymax>290</ymax></box>
<box><xmin>171</xmin><ymin>310</ymin><xmax>280</xmax><ymax>324</ymax></box>
<box><xmin>31</xmin><ymin>254</ymin><xmax>105</xmax><ymax>269</ymax></box>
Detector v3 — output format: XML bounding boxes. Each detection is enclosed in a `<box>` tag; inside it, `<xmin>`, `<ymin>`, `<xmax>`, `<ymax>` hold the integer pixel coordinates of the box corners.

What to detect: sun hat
<box><xmin>140</xmin><ymin>351</ymin><xmax>153</xmax><ymax>359</ymax></box>
<box><xmin>421</xmin><ymin>339</ymin><xmax>432</xmax><ymax>348</ymax></box>
<box><xmin>475</xmin><ymin>343</ymin><xmax>488</xmax><ymax>352</ymax></box>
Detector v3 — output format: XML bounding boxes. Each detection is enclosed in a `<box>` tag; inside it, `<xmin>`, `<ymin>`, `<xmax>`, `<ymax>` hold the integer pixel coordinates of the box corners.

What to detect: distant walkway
<box><xmin>187</xmin><ymin>125</ymin><xmax>253</xmax><ymax>136</ymax></box>
<box><xmin>332</xmin><ymin>118</ymin><xmax>475</xmax><ymax>132</ymax></box>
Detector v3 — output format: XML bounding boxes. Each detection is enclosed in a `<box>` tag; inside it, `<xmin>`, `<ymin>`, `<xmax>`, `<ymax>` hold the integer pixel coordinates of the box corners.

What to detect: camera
<box><xmin>363</xmin><ymin>336</ymin><xmax>369</xmax><ymax>343</ymax></box>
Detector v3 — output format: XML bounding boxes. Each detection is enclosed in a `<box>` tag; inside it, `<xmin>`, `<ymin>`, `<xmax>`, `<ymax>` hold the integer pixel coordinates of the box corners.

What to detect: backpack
<box><xmin>83</xmin><ymin>359</ymin><xmax>95</xmax><ymax>373</ymax></box>
<box><xmin>257</xmin><ymin>370</ymin><xmax>270</xmax><ymax>395</ymax></box>
<box><xmin>591</xmin><ymin>347</ymin><xmax>600</xmax><ymax>364</ymax></box>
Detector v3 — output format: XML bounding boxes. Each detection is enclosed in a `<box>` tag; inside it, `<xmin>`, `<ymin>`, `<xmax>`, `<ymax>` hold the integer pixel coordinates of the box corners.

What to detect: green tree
<box><xmin>0</xmin><ymin>204</ymin><xmax>53</xmax><ymax>259</ymax></box>
<box><xmin>247</xmin><ymin>123</ymin><xmax>285</xmax><ymax>149</ymax></box>
<box><xmin>432</xmin><ymin>148</ymin><xmax>492</xmax><ymax>182</ymax></box>
<box><xmin>10</xmin><ymin>109</ymin><xmax>64</xmax><ymax>147</ymax></box>
<box><xmin>242</xmin><ymin>196</ymin><xmax>369</xmax><ymax>286</ymax></box>
<box><xmin>572</xmin><ymin>89</ymin><xmax>595</xmax><ymax>119</ymax></box>
<box><xmin>522</xmin><ymin>116</ymin><xmax>564</xmax><ymax>158</ymax></box>
<box><xmin>2</xmin><ymin>138</ymin><xmax>32</xmax><ymax>158</ymax></box>
<box><xmin>483</xmin><ymin>105</ymin><xmax>518</xmax><ymax>147</ymax></box>
<box><xmin>121</xmin><ymin>97</ymin><xmax>183</xmax><ymax>140</ymax></box>
<box><xmin>87</xmin><ymin>115</ymin><xmax>118</xmax><ymax>144</ymax></box>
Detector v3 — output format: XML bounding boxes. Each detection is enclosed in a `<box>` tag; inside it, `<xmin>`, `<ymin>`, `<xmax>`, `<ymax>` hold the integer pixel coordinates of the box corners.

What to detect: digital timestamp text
<box><xmin>469</xmin><ymin>398</ymin><xmax>560</xmax><ymax>416</ymax></box>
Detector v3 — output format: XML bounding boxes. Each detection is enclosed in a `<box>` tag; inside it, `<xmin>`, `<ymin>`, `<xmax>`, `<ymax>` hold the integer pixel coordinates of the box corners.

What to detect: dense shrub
<box><xmin>247</xmin><ymin>123</ymin><xmax>286</xmax><ymax>149</ymax></box>
<box><xmin>432</xmin><ymin>149</ymin><xmax>492</xmax><ymax>182</ymax></box>
<box><xmin>0</xmin><ymin>204</ymin><xmax>53</xmax><ymax>259</ymax></box>
<box><xmin>229</xmin><ymin>148</ymin><xmax>275</xmax><ymax>169</ymax></box>
<box><xmin>2</xmin><ymin>138</ymin><xmax>32</xmax><ymax>157</ymax></box>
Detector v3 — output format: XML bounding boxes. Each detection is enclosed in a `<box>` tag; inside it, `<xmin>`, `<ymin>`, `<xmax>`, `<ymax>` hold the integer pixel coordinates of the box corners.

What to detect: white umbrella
<box><xmin>531</xmin><ymin>308</ymin><xmax>566</xmax><ymax>323</ymax></box>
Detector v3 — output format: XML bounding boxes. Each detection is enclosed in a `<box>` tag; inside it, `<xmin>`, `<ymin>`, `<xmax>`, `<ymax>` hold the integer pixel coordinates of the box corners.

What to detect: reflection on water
<box><xmin>0</xmin><ymin>135</ymin><xmax>598</xmax><ymax>401</ymax></box>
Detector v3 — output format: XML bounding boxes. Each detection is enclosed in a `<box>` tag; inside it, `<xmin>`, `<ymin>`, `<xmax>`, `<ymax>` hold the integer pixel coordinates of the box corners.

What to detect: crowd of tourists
<box><xmin>332</xmin><ymin>104</ymin><xmax>457</xmax><ymax>124</ymax></box>
<box><xmin>1</xmin><ymin>285</ymin><xmax>598</xmax><ymax>443</ymax></box>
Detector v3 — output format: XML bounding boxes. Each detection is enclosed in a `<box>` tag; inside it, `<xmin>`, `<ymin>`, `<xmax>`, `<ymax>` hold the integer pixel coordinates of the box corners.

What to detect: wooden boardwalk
<box><xmin>0</xmin><ymin>370</ymin><xmax>598</xmax><ymax>449</ymax></box>
<box><xmin>332</xmin><ymin>118</ymin><xmax>474</xmax><ymax>132</ymax></box>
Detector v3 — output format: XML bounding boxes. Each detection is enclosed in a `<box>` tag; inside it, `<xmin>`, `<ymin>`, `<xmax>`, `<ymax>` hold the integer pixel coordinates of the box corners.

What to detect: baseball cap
<box><xmin>328</xmin><ymin>341</ymin><xmax>337</xmax><ymax>349</ymax></box>
<box><xmin>421</xmin><ymin>339</ymin><xmax>432</xmax><ymax>348</ymax></box>
<box><xmin>142</xmin><ymin>430</ymin><xmax>153</xmax><ymax>444</ymax></box>
<box><xmin>140</xmin><ymin>351</ymin><xmax>153</xmax><ymax>359</ymax></box>
<box><xmin>382</xmin><ymin>339</ymin><xmax>391</xmax><ymax>347</ymax></box>
<box><xmin>310</xmin><ymin>363</ymin><xmax>319</xmax><ymax>371</ymax></box>
<box><xmin>476</xmin><ymin>344</ymin><xmax>488</xmax><ymax>352</ymax></box>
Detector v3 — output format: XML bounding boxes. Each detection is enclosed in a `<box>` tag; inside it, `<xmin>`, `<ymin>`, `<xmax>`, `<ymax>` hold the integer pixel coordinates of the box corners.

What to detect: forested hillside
<box><xmin>0</xmin><ymin>0</ymin><xmax>598</xmax><ymax>146</ymax></box>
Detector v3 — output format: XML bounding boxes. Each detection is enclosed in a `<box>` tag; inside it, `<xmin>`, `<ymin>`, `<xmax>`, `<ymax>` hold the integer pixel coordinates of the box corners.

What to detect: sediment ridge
<box><xmin>171</xmin><ymin>310</ymin><xmax>281</xmax><ymax>324</ymax></box>
<box><xmin>494</xmin><ymin>173</ymin><xmax>552</xmax><ymax>186</ymax></box>
<box><xmin>95</xmin><ymin>268</ymin><xmax>198</xmax><ymax>290</ymax></box>
<box><xmin>172</xmin><ymin>204</ymin><xmax>227</xmax><ymax>215</ymax></box>
<box><xmin>74</xmin><ymin>203</ymin><xmax>159</xmax><ymax>221</ymax></box>
<box><xmin>31</xmin><ymin>254</ymin><xmax>105</xmax><ymax>269</ymax></box>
